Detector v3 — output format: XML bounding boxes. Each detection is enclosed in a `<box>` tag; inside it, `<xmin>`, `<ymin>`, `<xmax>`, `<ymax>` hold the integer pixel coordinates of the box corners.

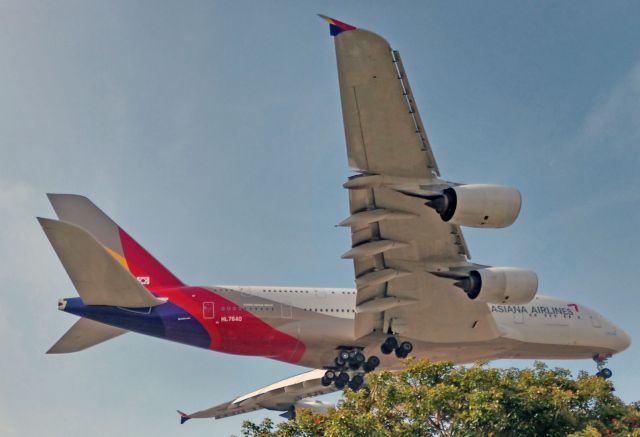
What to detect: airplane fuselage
<box><xmin>59</xmin><ymin>285</ymin><xmax>630</xmax><ymax>370</ymax></box>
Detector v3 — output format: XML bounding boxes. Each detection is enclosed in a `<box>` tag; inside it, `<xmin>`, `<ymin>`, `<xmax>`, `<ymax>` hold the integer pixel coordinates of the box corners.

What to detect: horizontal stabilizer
<box><xmin>38</xmin><ymin>217</ymin><xmax>167</xmax><ymax>308</ymax></box>
<box><xmin>47</xmin><ymin>317</ymin><xmax>127</xmax><ymax>354</ymax></box>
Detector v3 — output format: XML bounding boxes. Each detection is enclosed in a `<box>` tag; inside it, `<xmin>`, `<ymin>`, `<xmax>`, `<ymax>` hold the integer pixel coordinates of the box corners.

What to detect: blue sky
<box><xmin>1</xmin><ymin>1</ymin><xmax>639</xmax><ymax>435</ymax></box>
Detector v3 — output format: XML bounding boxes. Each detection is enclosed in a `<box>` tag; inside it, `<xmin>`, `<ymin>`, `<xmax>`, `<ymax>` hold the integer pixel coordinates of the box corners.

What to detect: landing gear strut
<box><xmin>381</xmin><ymin>336</ymin><xmax>413</xmax><ymax>358</ymax></box>
<box><xmin>321</xmin><ymin>347</ymin><xmax>380</xmax><ymax>390</ymax></box>
<box><xmin>594</xmin><ymin>354</ymin><xmax>613</xmax><ymax>379</ymax></box>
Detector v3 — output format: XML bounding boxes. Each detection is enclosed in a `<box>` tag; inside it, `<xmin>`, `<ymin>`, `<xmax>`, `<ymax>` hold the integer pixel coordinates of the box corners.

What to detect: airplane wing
<box><xmin>179</xmin><ymin>369</ymin><xmax>336</xmax><ymax>422</ymax></box>
<box><xmin>325</xmin><ymin>17</ymin><xmax>500</xmax><ymax>342</ymax></box>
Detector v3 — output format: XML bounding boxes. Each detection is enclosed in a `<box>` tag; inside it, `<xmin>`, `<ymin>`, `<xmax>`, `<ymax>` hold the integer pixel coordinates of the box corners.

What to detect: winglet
<box><xmin>318</xmin><ymin>14</ymin><xmax>356</xmax><ymax>36</ymax></box>
<box><xmin>177</xmin><ymin>410</ymin><xmax>191</xmax><ymax>425</ymax></box>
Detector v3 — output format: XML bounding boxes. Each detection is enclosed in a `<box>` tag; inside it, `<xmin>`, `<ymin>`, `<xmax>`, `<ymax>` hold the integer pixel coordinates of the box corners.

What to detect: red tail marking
<box><xmin>118</xmin><ymin>228</ymin><xmax>184</xmax><ymax>289</ymax></box>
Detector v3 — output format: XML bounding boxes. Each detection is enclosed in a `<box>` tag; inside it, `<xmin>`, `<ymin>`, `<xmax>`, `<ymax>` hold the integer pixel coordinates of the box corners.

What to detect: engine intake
<box><xmin>454</xmin><ymin>267</ymin><xmax>538</xmax><ymax>304</ymax></box>
<box><xmin>426</xmin><ymin>184</ymin><xmax>521</xmax><ymax>228</ymax></box>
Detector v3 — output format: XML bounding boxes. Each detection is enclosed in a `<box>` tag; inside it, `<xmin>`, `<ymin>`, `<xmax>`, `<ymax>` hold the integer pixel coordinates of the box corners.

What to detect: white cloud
<box><xmin>576</xmin><ymin>61</ymin><xmax>640</xmax><ymax>149</ymax></box>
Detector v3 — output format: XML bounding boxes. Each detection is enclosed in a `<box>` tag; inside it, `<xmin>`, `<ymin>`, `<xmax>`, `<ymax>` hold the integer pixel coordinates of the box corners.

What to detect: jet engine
<box><xmin>425</xmin><ymin>184</ymin><xmax>521</xmax><ymax>228</ymax></box>
<box><xmin>454</xmin><ymin>267</ymin><xmax>538</xmax><ymax>304</ymax></box>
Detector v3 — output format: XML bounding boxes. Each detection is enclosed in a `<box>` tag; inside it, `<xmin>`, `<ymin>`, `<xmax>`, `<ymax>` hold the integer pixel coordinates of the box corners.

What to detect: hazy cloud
<box><xmin>578</xmin><ymin>61</ymin><xmax>640</xmax><ymax>146</ymax></box>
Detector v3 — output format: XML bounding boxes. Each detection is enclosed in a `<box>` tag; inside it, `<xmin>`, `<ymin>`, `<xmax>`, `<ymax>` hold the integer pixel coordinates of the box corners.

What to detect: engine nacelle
<box><xmin>456</xmin><ymin>267</ymin><xmax>538</xmax><ymax>304</ymax></box>
<box><xmin>427</xmin><ymin>184</ymin><xmax>521</xmax><ymax>228</ymax></box>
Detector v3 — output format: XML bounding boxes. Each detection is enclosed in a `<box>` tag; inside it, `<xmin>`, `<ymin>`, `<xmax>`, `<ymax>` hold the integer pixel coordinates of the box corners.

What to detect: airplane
<box><xmin>39</xmin><ymin>15</ymin><xmax>631</xmax><ymax>423</ymax></box>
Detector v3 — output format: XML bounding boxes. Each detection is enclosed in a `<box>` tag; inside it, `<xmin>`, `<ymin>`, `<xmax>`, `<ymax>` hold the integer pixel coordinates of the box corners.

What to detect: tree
<box><xmin>239</xmin><ymin>360</ymin><xmax>639</xmax><ymax>437</ymax></box>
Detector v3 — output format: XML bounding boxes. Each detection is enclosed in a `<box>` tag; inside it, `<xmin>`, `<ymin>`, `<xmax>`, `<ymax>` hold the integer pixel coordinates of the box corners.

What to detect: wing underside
<box><xmin>182</xmin><ymin>369</ymin><xmax>336</xmax><ymax>420</ymax></box>
<box><xmin>332</xmin><ymin>24</ymin><xmax>498</xmax><ymax>342</ymax></box>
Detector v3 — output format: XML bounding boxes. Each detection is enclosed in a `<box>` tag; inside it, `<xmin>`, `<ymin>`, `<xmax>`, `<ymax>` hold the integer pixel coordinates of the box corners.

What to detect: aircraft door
<box><xmin>203</xmin><ymin>302</ymin><xmax>215</xmax><ymax>320</ymax></box>
<box><xmin>281</xmin><ymin>302</ymin><xmax>292</xmax><ymax>319</ymax></box>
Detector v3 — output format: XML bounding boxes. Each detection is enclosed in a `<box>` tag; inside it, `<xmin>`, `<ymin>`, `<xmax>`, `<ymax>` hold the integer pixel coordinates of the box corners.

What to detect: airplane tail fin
<box><xmin>47</xmin><ymin>317</ymin><xmax>127</xmax><ymax>354</ymax></box>
<box><xmin>177</xmin><ymin>411</ymin><xmax>191</xmax><ymax>424</ymax></box>
<box><xmin>38</xmin><ymin>217</ymin><xmax>167</xmax><ymax>307</ymax></box>
<box><xmin>46</xmin><ymin>194</ymin><xmax>184</xmax><ymax>290</ymax></box>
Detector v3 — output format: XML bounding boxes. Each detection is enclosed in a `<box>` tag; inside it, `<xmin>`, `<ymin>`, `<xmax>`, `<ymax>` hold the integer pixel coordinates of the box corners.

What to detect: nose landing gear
<box><xmin>594</xmin><ymin>354</ymin><xmax>613</xmax><ymax>379</ymax></box>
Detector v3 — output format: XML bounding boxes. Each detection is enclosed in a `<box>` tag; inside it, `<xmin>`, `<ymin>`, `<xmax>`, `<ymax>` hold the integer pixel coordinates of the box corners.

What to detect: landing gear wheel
<box><xmin>334</xmin><ymin>371</ymin><xmax>349</xmax><ymax>389</ymax></box>
<box><xmin>395</xmin><ymin>341</ymin><xmax>413</xmax><ymax>358</ymax></box>
<box><xmin>321</xmin><ymin>376</ymin><xmax>332</xmax><ymax>386</ymax></box>
<box><xmin>348</xmin><ymin>351</ymin><xmax>365</xmax><ymax>370</ymax></box>
<box><xmin>363</xmin><ymin>355</ymin><xmax>380</xmax><ymax>373</ymax></box>
<box><xmin>385</xmin><ymin>337</ymin><xmax>398</xmax><ymax>349</ymax></box>
<box><xmin>381</xmin><ymin>337</ymin><xmax>398</xmax><ymax>355</ymax></box>
<box><xmin>335</xmin><ymin>356</ymin><xmax>346</xmax><ymax>367</ymax></box>
<box><xmin>593</xmin><ymin>354</ymin><xmax>613</xmax><ymax>379</ymax></box>
<box><xmin>395</xmin><ymin>348</ymin><xmax>407</xmax><ymax>358</ymax></box>
<box><xmin>324</xmin><ymin>370</ymin><xmax>336</xmax><ymax>380</ymax></box>
<box><xmin>599</xmin><ymin>368</ymin><xmax>613</xmax><ymax>379</ymax></box>
<box><xmin>338</xmin><ymin>350</ymin><xmax>351</xmax><ymax>362</ymax></box>
<box><xmin>348</xmin><ymin>374</ymin><xmax>364</xmax><ymax>391</ymax></box>
<box><xmin>337</xmin><ymin>372</ymin><xmax>350</xmax><ymax>385</ymax></box>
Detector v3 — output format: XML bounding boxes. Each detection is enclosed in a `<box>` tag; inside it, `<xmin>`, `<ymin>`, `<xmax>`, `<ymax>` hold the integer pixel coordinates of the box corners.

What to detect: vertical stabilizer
<box><xmin>38</xmin><ymin>217</ymin><xmax>167</xmax><ymax>307</ymax></box>
<box><xmin>47</xmin><ymin>194</ymin><xmax>184</xmax><ymax>289</ymax></box>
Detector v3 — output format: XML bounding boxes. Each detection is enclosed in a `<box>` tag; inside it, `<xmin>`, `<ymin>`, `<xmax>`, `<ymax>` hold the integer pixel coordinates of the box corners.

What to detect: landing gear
<box><xmin>594</xmin><ymin>354</ymin><xmax>613</xmax><ymax>379</ymax></box>
<box><xmin>381</xmin><ymin>336</ymin><xmax>413</xmax><ymax>358</ymax></box>
<box><xmin>363</xmin><ymin>355</ymin><xmax>380</xmax><ymax>373</ymax></box>
<box><xmin>380</xmin><ymin>336</ymin><xmax>398</xmax><ymax>355</ymax></box>
<box><xmin>396</xmin><ymin>341</ymin><xmax>413</xmax><ymax>358</ymax></box>
<box><xmin>598</xmin><ymin>368</ymin><xmax>613</xmax><ymax>379</ymax></box>
<box><xmin>348</xmin><ymin>374</ymin><xmax>364</xmax><ymax>391</ymax></box>
<box><xmin>324</xmin><ymin>347</ymin><xmax>380</xmax><ymax>391</ymax></box>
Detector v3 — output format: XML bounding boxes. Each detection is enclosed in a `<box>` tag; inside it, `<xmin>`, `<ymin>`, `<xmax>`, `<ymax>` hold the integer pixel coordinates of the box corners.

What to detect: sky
<box><xmin>1</xmin><ymin>1</ymin><xmax>639</xmax><ymax>435</ymax></box>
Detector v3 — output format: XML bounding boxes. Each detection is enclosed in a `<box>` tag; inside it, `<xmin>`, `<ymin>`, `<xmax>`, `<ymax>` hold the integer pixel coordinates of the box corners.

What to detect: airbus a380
<box><xmin>40</xmin><ymin>16</ymin><xmax>630</xmax><ymax>422</ymax></box>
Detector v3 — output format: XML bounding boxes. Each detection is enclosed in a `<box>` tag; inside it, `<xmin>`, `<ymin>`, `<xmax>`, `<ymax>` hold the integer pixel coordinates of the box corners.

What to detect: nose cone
<box><xmin>613</xmin><ymin>327</ymin><xmax>632</xmax><ymax>353</ymax></box>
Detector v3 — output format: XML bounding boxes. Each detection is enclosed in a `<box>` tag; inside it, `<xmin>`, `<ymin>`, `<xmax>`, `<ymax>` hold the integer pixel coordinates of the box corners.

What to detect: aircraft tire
<box><xmin>385</xmin><ymin>337</ymin><xmax>399</xmax><ymax>350</ymax></box>
<box><xmin>399</xmin><ymin>341</ymin><xmax>413</xmax><ymax>355</ymax></box>
<box><xmin>600</xmin><ymin>368</ymin><xmax>613</xmax><ymax>379</ymax></box>
<box><xmin>367</xmin><ymin>355</ymin><xmax>380</xmax><ymax>369</ymax></box>
<box><xmin>337</xmin><ymin>371</ymin><xmax>350</xmax><ymax>385</ymax></box>
<box><xmin>321</xmin><ymin>376</ymin><xmax>332</xmax><ymax>386</ymax></box>
<box><xmin>348</xmin><ymin>374</ymin><xmax>364</xmax><ymax>391</ymax></box>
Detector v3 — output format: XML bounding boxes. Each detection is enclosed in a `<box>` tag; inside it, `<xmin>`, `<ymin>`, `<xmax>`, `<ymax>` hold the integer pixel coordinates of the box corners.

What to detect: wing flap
<box><xmin>333</xmin><ymin>26</ymin><xmax>495</xmax><ymax>342</ymax></box>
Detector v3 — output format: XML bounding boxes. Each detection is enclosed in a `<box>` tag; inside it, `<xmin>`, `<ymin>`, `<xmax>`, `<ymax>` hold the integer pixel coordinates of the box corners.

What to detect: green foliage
<box><xmin>240</xmin><ymin>360</ymin><xmax>639</xmax><ymax>437</ymax></box>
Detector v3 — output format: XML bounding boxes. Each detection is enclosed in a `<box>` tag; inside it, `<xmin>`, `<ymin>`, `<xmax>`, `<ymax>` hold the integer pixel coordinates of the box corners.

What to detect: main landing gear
<box><xmin>380</xmin><ymin>336</ymin><xmax>413</xmax><ymax>358</ymax></box>
<box><xmin>321</xmin><ymin>339</ymin><xmax>413</xmax><ymax>390</ymax></box>
<box><xmin>321</xmin><ymin>347</ymin><xmax>381</xmax><ymax>391</ymax></box>
<box><xmin>594</xmin><ymin>354</ymin><xmax>613</xmax><ymax>379</ymax></box>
